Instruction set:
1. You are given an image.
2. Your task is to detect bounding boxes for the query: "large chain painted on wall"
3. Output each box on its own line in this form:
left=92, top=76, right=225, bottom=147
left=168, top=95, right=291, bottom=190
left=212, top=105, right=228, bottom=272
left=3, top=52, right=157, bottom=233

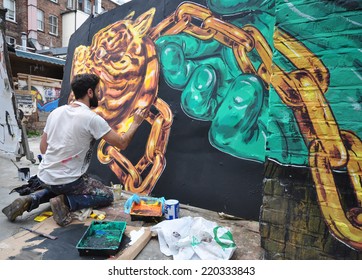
left=70, top=2, right=361, bottom=250
left=151, top=2, right=361, bottom=250
left=71, top=9, right=172, bottom=194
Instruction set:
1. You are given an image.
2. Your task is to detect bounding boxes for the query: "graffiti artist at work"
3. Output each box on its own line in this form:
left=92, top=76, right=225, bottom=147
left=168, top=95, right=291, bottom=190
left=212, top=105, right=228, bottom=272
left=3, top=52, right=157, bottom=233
left=2, top=73, right=147, bottom=226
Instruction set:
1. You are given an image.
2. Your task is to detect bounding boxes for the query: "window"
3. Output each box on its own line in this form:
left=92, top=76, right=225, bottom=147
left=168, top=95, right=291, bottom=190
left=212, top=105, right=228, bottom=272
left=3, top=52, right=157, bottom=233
left=49, top=15, right=58, bottom=36
left=78, top=0, right=83, bottom=11
left=37, top=10, right=44, bottom=31
left=67, top=0, right=73, bottom=9
left=84, top=0, right=91, bottom=14
left=94, top=0, right=102, bottom=14
left=4, top=0, right=16, bottom=22
left=5, top=36, right=16, bottom=46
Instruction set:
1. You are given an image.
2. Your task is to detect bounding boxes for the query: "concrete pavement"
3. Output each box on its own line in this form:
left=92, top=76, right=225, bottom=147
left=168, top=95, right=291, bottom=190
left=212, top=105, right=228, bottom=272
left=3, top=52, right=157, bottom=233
left=0, top=136, right=264, bottom=260
left=0, top=137, right=49, bottom=243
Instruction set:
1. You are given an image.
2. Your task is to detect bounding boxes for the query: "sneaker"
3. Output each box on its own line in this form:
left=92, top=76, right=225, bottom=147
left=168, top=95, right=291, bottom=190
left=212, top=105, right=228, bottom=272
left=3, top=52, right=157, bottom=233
left=50, top=195, right=72, bottom=227
left=2, top=196, right=32, bottom=222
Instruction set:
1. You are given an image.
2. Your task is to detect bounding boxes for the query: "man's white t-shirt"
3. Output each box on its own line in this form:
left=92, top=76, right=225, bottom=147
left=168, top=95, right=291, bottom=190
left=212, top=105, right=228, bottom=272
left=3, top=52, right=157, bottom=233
left=37, top=101, right=111, bottom=185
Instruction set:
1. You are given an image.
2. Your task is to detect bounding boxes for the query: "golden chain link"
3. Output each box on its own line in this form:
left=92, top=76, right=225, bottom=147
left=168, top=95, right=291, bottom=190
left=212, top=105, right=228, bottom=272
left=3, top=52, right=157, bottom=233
left=97, top=97, right=172, bottom=194
left=150, top=2, right=362, bottom=250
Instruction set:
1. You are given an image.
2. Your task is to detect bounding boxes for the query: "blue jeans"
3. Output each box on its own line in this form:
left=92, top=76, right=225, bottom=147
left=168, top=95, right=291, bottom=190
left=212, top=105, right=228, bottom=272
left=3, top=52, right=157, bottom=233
left=28, top=174, right=114, bottom=212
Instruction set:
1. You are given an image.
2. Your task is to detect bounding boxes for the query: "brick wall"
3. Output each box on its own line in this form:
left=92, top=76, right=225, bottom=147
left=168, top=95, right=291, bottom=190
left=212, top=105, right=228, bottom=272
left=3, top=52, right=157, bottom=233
left=36, top=0, right=67, bottom=48
left=260, top=161, right=362, bottom=259
left=4, top=0, right=27, bottom=41
left=101, top=0, right=118, bottom=12
left=25, top=111, right=49, bottom=133
left=1, top=0, right=118, bottom=47
left=259, top=0, right=362, bottom=259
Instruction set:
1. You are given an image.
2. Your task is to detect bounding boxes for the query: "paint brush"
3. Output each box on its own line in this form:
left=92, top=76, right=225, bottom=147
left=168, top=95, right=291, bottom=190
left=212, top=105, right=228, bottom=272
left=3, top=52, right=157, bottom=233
left=10, top=159, right=20, bottom=171
left=20, top=226, right=58, bottom=240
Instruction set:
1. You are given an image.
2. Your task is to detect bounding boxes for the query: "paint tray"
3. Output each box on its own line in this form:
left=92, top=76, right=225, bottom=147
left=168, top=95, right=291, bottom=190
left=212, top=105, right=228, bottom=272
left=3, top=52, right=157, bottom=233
left=76, top=220, right=126, bottom=256
left=130, top=197, right=163, bottom=221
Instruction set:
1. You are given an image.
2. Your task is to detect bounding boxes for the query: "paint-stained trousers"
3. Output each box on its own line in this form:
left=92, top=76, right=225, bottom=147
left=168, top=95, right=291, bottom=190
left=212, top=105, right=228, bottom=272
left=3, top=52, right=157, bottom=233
left=28, top=174, right=114, bottom=212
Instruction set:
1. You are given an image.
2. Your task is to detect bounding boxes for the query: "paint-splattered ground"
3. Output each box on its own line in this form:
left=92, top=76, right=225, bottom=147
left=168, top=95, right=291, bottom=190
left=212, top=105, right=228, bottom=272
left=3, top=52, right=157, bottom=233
left=0, top=195, right=263, bottom=260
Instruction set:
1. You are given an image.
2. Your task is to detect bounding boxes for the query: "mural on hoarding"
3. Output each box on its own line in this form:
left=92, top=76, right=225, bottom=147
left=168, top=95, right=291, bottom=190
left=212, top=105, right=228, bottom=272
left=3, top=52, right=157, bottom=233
left=0, top=29, right=22, bottom=155
left=19, top=83, right=61, bottom=114
left=61, top=0, right=362, bottom=250
left=17, top=79, right=61, bottom=114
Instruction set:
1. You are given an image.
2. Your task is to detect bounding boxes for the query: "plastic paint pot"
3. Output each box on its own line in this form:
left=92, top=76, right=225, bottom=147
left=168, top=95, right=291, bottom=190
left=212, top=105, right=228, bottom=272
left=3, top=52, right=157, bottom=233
left=164, top=199, right=180, bottom=220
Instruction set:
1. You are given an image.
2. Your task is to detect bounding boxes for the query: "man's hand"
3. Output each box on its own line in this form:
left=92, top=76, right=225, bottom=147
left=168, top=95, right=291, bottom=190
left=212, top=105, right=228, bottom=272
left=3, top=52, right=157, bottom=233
left=103, top=108, right=149, bottom=150
left=133, top=108, right=149, bottom=125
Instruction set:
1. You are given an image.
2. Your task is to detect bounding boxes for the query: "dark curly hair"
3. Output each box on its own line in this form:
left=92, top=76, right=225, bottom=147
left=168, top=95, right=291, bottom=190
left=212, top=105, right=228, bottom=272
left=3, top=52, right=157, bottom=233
left=71, top=73, right=100, bottom=99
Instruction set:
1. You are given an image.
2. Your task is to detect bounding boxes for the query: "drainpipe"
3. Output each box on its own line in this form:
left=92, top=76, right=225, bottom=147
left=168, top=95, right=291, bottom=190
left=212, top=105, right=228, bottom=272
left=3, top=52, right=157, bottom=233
left=28, top=0, right=42, bottom=50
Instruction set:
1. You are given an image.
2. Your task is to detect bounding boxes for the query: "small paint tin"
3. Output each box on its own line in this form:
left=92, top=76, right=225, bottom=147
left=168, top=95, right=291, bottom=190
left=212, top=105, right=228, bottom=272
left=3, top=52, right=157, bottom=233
left=18, top=167, right=30, bottom=181
left=164, top=199, right=180, bottom=220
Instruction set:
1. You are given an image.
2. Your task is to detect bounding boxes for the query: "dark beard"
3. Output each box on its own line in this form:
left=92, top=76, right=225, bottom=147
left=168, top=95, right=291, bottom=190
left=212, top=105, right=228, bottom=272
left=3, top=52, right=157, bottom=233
left=90, top=93, right=98, bottom=108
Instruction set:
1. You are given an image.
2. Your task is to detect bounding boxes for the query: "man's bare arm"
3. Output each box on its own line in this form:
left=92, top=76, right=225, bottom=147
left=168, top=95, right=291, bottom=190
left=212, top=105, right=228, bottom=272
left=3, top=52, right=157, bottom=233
left=40, top=132, right=48, bottom=154
left=102, top=108, right=147, bottom=150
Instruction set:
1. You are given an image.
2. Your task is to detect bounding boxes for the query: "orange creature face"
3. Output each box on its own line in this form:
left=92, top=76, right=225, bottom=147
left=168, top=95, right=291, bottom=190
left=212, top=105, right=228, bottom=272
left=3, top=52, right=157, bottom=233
left=71, top=8, right=159, bottom=130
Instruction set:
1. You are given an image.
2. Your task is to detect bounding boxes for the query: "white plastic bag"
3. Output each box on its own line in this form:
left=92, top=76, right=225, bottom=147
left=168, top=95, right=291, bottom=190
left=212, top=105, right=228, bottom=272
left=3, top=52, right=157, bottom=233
left=151, top=216, right=236, bottom=260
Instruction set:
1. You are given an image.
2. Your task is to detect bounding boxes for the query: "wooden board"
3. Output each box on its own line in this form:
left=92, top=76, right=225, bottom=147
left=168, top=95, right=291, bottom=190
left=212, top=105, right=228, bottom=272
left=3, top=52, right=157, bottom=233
left=112, top=226, right=152, bottom=260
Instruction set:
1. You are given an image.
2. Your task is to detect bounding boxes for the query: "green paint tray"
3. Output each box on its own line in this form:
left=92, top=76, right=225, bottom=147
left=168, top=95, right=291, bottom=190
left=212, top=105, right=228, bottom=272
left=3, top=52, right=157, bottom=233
left=76, top=220, right=126, bottom=256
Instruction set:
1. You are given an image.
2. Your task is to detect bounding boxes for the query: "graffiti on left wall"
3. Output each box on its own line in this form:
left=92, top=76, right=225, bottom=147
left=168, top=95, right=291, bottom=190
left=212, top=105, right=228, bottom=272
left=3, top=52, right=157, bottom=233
left=0, top=30, right=22, bottom=155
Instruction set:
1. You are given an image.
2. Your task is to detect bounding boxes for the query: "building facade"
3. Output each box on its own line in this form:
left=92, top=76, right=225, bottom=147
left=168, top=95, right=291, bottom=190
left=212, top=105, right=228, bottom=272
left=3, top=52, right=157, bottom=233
left=0, top=0, right=119, bottom=51
left=0, top=0, right=121, bottom=134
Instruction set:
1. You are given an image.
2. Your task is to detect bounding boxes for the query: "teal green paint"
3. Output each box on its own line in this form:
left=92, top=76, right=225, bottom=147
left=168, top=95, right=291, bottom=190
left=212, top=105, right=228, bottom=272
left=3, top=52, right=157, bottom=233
left=181, top=64, right=218, bottom=120
left=156, top=0, right=362, bottom=166
left=206, top=0, right=275, bottom=15
left=209, top=74, right=268, bottom=161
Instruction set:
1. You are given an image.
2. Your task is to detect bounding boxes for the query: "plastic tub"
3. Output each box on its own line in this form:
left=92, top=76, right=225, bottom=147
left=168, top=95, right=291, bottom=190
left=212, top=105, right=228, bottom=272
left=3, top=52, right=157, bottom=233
left=76, top=220, right=126, bottom=256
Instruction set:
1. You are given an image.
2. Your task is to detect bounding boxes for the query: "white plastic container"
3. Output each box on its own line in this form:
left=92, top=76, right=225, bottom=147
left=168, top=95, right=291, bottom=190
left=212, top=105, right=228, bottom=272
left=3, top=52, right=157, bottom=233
left=112, top=184, right=123, bottom=201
